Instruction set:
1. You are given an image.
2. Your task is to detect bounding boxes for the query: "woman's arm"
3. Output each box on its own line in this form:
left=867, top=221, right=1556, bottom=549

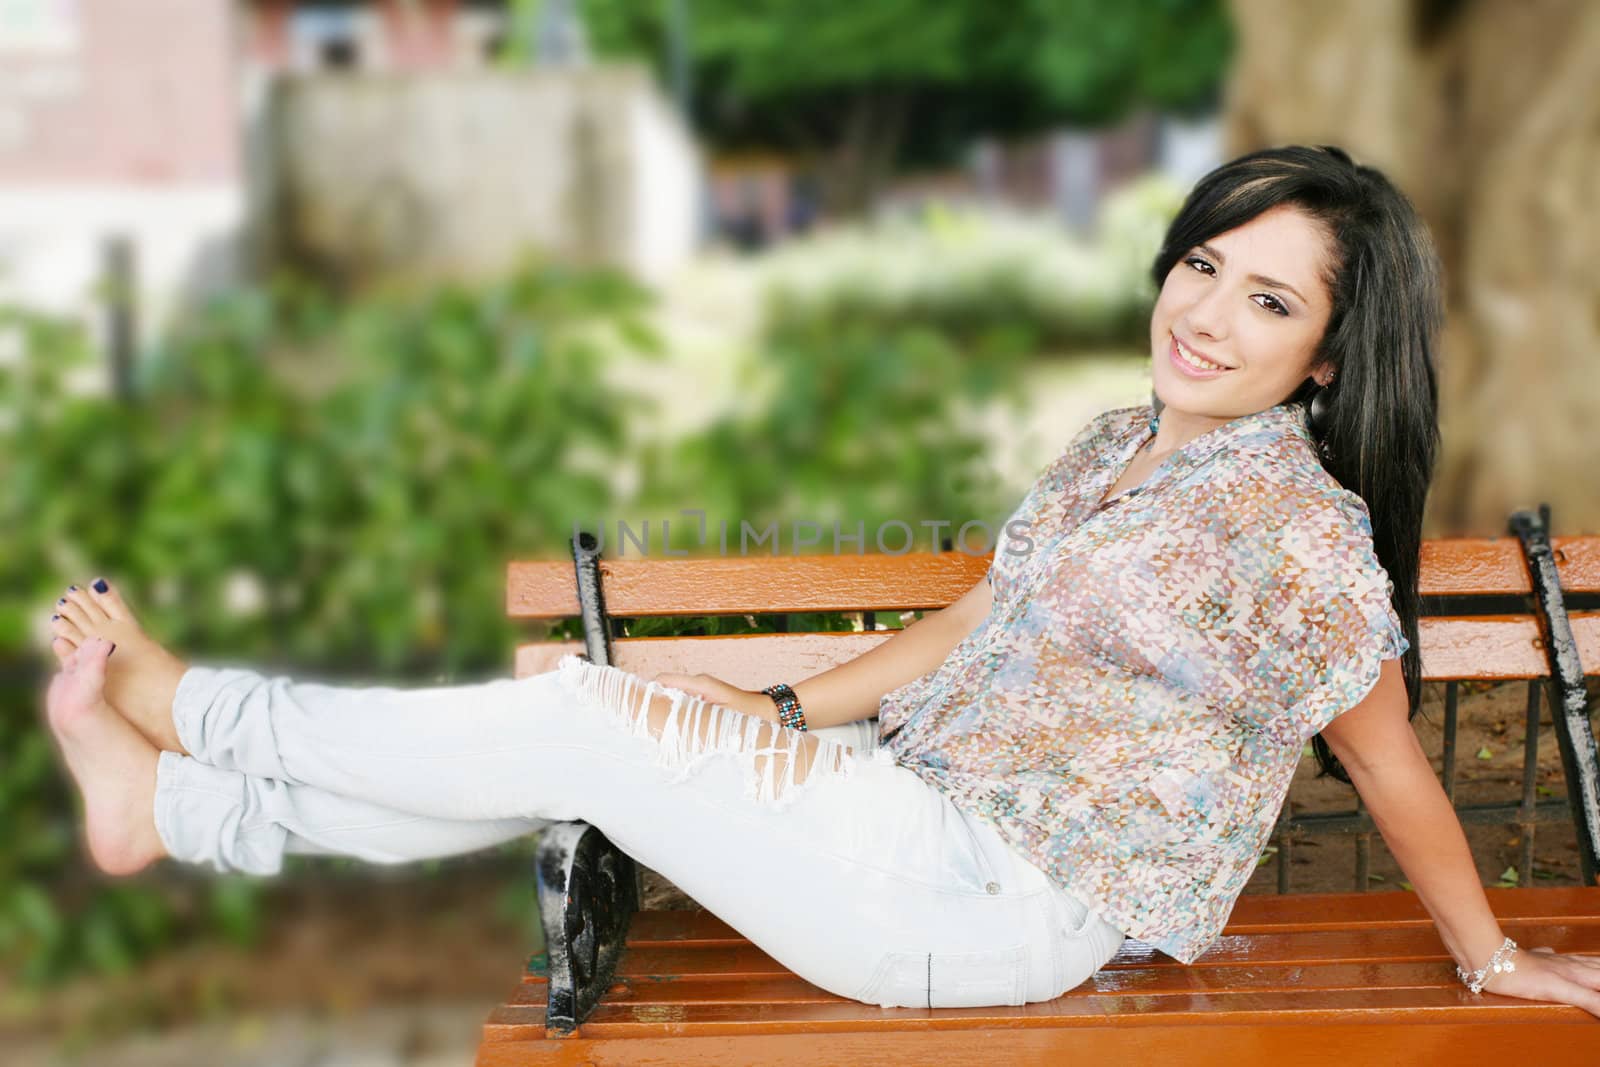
left=652, top=573, right=994, bottom=730
left=784, top=573, right=993, bottom=729
left=1321, top=659, right=1600, bottom=1016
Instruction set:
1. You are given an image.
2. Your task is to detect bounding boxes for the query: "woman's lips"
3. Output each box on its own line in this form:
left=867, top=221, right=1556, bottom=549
left=1168, top=335, right=1235, bottom=378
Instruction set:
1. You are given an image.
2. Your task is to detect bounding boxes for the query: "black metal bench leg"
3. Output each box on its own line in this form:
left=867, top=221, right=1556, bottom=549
left=1510, top=504, right=1600, bottom=885
left=534, top=821, right=639, bottom=1035
left=529, top=532, right=639, bottom=1034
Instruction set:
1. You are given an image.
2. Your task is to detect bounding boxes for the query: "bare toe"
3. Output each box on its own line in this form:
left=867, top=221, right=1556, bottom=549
left=64, top=585, right=111, bottom=626
left=46, top=601, right=188, bottom=755
left=51, top=613, right=85, bottom=646
left=88, top=577, right=133, bottom=622
left=55, top=596, right=95, bottom=636
left=50, top=636, right=75, bottom=667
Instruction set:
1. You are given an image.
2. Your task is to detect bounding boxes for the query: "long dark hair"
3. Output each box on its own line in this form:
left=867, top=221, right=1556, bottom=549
left=1150, top=145, right=1442, bottom=784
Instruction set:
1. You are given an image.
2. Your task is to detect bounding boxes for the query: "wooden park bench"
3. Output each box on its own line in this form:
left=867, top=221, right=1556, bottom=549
left=477, top=505, right=1600, bottom=1064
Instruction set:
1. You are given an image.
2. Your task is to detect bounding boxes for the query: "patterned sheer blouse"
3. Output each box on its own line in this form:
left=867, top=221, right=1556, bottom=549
left=877, top=400, right=1409, bottom=963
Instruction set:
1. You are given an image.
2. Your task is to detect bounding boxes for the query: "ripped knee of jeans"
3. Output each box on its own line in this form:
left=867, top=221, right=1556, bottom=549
left=552, top=655, right=861, bottom=812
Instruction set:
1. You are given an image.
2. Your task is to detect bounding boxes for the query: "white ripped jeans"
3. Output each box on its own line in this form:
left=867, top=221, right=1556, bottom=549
left=152, top=655, right=1126, bottom=1008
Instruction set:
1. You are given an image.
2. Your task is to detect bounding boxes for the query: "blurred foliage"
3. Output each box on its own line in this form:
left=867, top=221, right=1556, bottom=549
left=586, top=0, right=1233, bottom=207
left=758, top=176, right=1187, bottom=351
left=0, top=241, right=1033, bottom=988
left=0, top=260, right=661, bottom=987
left=0, top=673, right=177, bottom=986
left=2, top=261, right=657, bottom=677
left=640, top=318, right=1028, bottom=547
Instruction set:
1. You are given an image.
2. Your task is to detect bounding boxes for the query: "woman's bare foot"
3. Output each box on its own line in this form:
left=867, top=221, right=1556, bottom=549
left=45, top=637, right=168, bottom=876
left=49, top=578, right=189, bottom=754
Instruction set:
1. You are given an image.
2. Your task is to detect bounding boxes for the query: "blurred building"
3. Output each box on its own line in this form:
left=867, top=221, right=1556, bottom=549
left=0, top=0, right=243, bottom=368
left=709, top=110, right=1220, bottom=250
left=878, top=111, right=1221, bottom=235
left=0, top=0, right=699, bottom=366
left=241, top=0, right=512, bottom=73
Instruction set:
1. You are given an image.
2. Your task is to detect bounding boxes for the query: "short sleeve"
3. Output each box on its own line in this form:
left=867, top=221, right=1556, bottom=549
left=1213, top=489, right=1410, bottom=747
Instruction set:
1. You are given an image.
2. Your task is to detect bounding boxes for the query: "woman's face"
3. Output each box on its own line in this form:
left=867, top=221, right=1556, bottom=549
left=1149, top=203, right=1337, bottom=421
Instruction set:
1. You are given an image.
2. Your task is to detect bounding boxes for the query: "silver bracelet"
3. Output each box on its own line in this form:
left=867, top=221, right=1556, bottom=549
left=1455, top=936, right=1518, bottom=994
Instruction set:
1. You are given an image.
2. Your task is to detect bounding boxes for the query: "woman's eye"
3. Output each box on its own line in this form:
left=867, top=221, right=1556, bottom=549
left=1185, top=256, right=1288, bottom=316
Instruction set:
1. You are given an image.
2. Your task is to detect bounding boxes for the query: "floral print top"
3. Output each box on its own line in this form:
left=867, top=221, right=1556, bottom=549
left=877, top=400, right=1409, bottom=964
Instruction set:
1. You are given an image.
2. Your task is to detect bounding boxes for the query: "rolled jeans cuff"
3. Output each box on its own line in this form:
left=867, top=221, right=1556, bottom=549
left=154, top=749, right=287, bottom=875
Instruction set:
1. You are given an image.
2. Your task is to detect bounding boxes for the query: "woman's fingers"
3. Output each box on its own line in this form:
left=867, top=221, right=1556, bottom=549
left=651, top=672, right=699, bottom=693
left=1566, top=978, right=1600, bottom=1018
left=644, top=672, right=773, bottom=721
left=650, top=673, right=717, bottom=702
left=1495, top=951, right=1600, bottom=1017
left=1529, top=946, right=1600, bottom=975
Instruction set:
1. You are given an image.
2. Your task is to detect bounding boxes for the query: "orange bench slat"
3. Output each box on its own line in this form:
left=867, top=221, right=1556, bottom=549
left=515, top=613, right=1600, bottom=684
left=565, top=886, right=1600, bottom=944
left=506, top=536, right=1600, bottom=619
left=476, top=1024, right=1600, bottom=1067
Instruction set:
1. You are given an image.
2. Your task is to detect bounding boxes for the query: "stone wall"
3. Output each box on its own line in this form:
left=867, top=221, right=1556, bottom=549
left=261, top=66, right=700, bottom=287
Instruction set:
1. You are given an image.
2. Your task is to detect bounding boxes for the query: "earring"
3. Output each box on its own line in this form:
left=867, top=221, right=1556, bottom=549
left=1148, top=390, right=1161, bottom=436
left=1308, top=378, right=1334, bottom=456
left=1309, top=386, right=1331, bottom=430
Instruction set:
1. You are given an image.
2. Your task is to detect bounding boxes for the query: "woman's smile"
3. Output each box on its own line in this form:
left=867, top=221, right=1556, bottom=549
left=1169, top=334, right=1236, bottom=378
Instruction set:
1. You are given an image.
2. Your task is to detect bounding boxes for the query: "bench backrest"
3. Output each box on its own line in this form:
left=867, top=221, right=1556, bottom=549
left=509, top=536, right=1600, bottom=683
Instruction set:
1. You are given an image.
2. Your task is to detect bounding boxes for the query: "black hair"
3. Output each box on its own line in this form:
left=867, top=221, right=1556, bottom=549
left=1150, top=144, right=1442, bottom=785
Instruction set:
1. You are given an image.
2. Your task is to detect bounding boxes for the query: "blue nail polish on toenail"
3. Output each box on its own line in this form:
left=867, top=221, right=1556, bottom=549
left=107, top=643, right=116, bottom=657
left=93, top=579, right=108, bottom=594
left=68, top=585, right=77, bottom=591
left=57, top=598, right=65, bottom=604
left=51, top=614, right=59, bottom=621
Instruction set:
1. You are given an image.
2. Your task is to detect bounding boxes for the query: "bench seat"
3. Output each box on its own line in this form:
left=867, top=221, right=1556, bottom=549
left=478, top=887, right=1600, bottom=1064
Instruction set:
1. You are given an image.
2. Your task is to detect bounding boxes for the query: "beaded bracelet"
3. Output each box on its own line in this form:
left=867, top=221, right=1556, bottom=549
left=761, top=682, right=808, bottom=731
left=1456, top=936, right=1518, bottom=994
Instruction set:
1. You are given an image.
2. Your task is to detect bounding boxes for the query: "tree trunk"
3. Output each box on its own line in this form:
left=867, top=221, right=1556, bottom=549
left=1223, top=0, right=1600, bottom=535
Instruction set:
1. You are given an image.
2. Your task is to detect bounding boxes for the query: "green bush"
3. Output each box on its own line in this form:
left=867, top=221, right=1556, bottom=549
left=0, top=261, right=662, bottom=986
left=638, top=316, right=1029, bottom=550
left=1, top=262, right=660, bottom=677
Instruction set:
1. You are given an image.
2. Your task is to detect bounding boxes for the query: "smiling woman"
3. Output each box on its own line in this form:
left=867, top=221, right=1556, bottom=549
left=1151, top=204, right=1337, bottom=420
left=37, top=146, right=1600, bottom=1023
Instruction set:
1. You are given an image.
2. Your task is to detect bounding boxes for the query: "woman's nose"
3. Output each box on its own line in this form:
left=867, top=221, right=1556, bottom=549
left=1180, top=287, right=1230, bottom=342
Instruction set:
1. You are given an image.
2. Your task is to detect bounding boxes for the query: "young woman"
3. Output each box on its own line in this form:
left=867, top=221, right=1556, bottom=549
left=43, top=146, right=1600, bottom=1015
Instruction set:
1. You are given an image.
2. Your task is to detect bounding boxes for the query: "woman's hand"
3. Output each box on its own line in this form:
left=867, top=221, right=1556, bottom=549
left=1478, top=945, right=1600, bottom=1017
left=647, top=672, right=774, bottom=722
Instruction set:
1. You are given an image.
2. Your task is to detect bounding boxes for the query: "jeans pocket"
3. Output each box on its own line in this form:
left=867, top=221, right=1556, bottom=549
left=1049, top=889, right=1125, bottom=997
left=854, top=944, right=1028, bottom=1009
left=950, top=808, right=1005, bottom=896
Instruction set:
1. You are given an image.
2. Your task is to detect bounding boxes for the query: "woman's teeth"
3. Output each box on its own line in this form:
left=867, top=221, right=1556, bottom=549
left=1176, top=339, right=1229, bottom=372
